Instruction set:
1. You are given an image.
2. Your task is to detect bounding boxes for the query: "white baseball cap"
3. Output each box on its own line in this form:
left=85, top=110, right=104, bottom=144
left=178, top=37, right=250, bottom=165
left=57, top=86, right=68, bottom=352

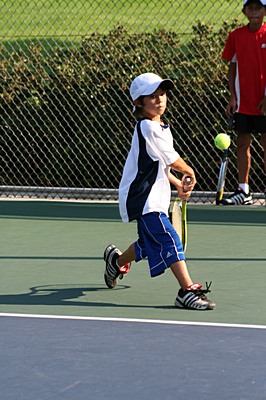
left=130, top=73, right=174, bottom=101
left=243, top=0, right=266, bottom=5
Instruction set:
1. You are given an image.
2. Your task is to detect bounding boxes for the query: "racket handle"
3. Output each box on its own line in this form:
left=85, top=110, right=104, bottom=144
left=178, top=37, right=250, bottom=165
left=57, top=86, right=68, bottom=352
left=183, top=176, right=194, bottom=193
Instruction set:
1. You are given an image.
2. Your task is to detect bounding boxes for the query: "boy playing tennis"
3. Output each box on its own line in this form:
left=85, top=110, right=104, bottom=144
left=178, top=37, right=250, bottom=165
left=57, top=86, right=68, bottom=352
left=103, top=72, right=215, bottom=310
left=221, top=0, right=266, bottom=205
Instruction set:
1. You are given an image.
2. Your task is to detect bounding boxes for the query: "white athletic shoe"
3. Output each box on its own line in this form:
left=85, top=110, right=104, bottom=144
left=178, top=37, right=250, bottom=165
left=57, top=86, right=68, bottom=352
left=221, top=188, right=253, bottom=205
left=175, top=282, right=216, bottom=310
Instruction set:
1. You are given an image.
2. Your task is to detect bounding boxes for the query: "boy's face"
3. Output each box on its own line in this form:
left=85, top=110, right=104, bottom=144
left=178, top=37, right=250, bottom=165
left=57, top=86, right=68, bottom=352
left=135, top=88, right=167, bottom=121
left=243, top=2, right=266, bottom=27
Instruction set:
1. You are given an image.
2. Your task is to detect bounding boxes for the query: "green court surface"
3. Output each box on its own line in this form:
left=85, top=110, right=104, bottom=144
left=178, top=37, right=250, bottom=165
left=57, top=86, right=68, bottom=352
left=0, top=200, right=265, bottom=325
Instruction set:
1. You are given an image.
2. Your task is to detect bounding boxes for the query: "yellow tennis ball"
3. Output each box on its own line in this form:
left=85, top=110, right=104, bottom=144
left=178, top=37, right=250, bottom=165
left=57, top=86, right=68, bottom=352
left=214, top=133, right=231, bottom=150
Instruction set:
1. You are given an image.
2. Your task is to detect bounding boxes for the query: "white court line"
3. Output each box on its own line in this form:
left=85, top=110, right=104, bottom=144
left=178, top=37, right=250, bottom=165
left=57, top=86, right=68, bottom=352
left=0, top=312, right=266, bottom=330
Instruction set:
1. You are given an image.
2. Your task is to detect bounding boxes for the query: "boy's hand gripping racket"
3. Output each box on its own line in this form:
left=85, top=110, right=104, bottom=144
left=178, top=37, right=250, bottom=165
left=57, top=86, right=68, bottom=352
left=215, top=116, right=233, bottom=205
left=169, top=176, right=194, bottom=253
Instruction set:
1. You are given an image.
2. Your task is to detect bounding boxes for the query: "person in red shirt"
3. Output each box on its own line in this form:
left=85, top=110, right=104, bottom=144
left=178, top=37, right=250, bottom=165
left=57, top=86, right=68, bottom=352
left=221, top=0, right=266, bottom=205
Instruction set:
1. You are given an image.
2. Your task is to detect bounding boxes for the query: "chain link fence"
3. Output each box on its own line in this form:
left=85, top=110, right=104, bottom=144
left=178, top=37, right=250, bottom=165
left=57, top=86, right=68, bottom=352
left=0, top=1, right=265, bottom=204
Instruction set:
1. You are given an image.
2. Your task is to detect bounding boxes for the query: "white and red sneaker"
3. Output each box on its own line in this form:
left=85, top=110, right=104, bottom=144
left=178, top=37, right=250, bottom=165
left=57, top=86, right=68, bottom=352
left=175, top=282, right=216, bottom=310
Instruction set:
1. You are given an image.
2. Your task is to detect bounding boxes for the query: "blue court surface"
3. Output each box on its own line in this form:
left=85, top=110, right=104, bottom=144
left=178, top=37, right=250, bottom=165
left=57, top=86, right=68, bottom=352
left=0, top=200, right=266, bottom=399
left=1, top=314, right=266, bottom=400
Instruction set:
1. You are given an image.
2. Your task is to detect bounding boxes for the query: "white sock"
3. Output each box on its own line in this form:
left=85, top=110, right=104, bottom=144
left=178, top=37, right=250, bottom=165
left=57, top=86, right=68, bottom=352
left=239, top=183, right=249, bottom=194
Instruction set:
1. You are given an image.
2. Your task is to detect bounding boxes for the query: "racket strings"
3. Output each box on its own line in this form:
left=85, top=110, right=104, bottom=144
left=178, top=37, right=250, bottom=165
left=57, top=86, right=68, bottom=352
left=169, top=200, right=182, bottom=239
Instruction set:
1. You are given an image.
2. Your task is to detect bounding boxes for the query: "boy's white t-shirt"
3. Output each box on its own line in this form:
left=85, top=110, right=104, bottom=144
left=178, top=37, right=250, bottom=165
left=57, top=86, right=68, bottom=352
left=119, top=119, right=179, bottom=222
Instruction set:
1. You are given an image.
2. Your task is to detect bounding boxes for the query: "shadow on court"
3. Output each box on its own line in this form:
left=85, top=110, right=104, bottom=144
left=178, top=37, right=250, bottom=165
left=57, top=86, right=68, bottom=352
left=0, top=284, right=128, bottom=307
left=0, top=284, right=183, bottom=310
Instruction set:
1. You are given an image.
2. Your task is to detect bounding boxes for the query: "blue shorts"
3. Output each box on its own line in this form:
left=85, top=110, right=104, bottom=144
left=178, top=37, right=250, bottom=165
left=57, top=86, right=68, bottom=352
left=134, top=212, right=185, bottom=278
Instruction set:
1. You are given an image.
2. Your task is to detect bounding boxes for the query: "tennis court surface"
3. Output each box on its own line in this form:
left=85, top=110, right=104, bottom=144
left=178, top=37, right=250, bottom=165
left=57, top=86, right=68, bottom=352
left=0, top=200, right=266, bottom=399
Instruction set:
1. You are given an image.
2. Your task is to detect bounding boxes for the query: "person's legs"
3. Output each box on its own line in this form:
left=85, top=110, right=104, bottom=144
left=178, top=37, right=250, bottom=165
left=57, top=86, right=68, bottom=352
left=117, top=238, right=195, bottom=291
left=221, top=113, right=253, bottom=205
left=107, top=213, right=215, bottom=310
left=117, top=243, right=136, bottom=267
left=113, top=241, right=191, bottom=288
left=169, top=260, right=193, bottom=290
left=103, top=217, right=147, bottom=289
left=236, top=132, right=252, bottom=185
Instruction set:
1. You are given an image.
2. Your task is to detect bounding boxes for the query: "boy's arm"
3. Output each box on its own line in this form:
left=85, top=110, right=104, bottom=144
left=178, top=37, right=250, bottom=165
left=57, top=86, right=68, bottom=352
left=170, top=157, right=195, bottom=180
left=168, top=172, right=190, bottom=201
left=169, top=157, right=196, bottom=200
left=226, top=62, right=237, bottom=117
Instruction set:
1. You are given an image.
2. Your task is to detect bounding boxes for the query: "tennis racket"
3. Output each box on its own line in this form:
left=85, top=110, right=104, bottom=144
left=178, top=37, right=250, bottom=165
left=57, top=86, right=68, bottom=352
left=215, top=116, right=233, bottom=205
left=169, top=176, right=194, bottom=252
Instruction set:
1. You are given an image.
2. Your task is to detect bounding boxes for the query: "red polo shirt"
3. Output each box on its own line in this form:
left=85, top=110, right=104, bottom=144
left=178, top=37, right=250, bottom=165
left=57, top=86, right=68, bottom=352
left=222, top=23, right=266, bottom=115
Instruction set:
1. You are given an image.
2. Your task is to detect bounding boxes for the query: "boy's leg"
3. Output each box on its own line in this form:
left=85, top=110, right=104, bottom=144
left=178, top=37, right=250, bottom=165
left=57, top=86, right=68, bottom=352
left=117, top=243, right=136, bottom=268
left=170, top=260, right=193, bottom=290
left=137, top=212, right=215, bottom=310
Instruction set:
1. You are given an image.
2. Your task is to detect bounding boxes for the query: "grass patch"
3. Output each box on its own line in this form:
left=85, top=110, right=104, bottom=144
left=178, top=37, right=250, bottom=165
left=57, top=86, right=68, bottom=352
left=1, top=0, right=245, bottom=39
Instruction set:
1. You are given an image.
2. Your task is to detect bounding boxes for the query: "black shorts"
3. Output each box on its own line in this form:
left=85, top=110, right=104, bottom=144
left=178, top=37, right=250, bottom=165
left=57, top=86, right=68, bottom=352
left=234, top=113, right=266, bottom=134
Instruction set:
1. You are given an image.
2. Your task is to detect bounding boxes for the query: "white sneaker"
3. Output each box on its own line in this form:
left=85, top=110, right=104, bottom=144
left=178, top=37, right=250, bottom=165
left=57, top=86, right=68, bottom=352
left=175, top=282, right=216, bottom=310
left=221, top=187, right=253, bottom=205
